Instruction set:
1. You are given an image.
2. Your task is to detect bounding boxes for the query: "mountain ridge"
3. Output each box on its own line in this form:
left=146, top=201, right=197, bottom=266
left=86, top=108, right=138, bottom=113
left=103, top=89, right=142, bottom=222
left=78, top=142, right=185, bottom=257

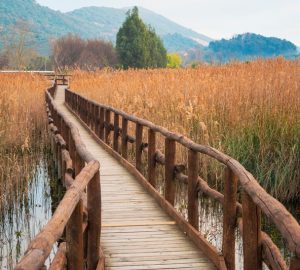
left=0, top=0, right=298, bottom=62
left=0, top=0, right=212, bottom=54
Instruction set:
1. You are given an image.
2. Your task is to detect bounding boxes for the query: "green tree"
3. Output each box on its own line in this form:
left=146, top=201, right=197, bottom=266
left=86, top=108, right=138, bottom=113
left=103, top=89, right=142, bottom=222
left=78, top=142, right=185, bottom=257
left=167, top=53, right=182, bottom=68
left=116, top=7, right=167, bottom=68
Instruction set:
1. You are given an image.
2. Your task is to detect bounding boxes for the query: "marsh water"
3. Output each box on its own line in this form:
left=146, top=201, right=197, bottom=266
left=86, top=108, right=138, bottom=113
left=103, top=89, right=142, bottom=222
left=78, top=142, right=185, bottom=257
left=0, top=159, right=60, bottom=269
left=0, top=159, right=299, bottom=269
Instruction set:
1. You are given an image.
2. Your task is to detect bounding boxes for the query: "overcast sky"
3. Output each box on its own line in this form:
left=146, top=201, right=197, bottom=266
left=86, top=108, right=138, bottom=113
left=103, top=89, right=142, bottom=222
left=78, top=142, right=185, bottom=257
left=36, top=0, right=300, bottom=45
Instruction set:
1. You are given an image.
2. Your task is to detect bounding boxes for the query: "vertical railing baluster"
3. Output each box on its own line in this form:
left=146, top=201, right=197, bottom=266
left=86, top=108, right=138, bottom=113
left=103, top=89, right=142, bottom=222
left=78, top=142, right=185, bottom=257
left=148, top=129, right=156, bottom=187
left=57, top=143, right=62, bottom=183
left=95, top=106, right=100, bottom=135
left=242, top=191, right=262, bottom=270
left=93, top=104, right=97, bottom=132
left=66, top=152, right=84, bottom=270
left=113, top=113, right=119, bottom=152
left=88, top=102, right=92, bottom=127
left=188, top=149, right=199, bottom=230
left=223, top=167, right=238, bottom=270
left=165, top=138, right=176, bottom=205
left=87, top=170, right=101, bottom=270
left=105, top=109, right=111, bottom=144
left=135, top=123, right=143, bottom=171
left=99, top=107, right=104, bottom=140
left=121, top=117, right=128, bottom=158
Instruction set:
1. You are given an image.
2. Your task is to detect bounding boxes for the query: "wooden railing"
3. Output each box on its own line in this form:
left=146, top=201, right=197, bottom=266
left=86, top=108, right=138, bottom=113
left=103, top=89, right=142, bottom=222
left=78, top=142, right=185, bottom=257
left=65, top=88, right=300, bottom=270
left=14, top=86, right=104, bottom=270
left=54, top=74, right=71, bottom=86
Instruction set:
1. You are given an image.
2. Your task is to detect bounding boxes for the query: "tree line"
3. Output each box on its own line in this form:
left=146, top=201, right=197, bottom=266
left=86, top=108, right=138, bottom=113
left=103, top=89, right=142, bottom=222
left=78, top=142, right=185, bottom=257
left=0, top=7, right=182, bottom=70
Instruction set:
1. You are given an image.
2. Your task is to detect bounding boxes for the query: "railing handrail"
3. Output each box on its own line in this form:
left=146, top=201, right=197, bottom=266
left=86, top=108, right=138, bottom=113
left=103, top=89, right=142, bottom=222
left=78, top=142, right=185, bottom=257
left=47, top=91, right=94, bottom=163
left=65, top=88, right=300, bottom=255
left=15, top=86, right=102, bottom=270
left=14, top=161, right=99, bottom=270
left=65, top=88, right=300, bottom=267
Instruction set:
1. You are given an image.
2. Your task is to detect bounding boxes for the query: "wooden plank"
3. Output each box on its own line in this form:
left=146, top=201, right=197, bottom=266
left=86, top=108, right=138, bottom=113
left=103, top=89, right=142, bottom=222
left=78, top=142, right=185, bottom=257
left=52, top=87, right=215, bottom=270
left=102, top=221, right=176, bottom=227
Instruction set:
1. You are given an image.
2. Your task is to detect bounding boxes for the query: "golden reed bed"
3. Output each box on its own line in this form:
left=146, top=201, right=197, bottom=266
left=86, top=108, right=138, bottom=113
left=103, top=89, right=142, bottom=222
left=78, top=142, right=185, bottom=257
left=70, top=58, right=300, bottom=201
left=0, top=73, right=48, bottom=212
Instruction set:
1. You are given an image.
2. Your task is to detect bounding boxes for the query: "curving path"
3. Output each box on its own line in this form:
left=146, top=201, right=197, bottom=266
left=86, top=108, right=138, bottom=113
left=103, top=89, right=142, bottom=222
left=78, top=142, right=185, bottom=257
left=54, top=86, right=215, bottom=270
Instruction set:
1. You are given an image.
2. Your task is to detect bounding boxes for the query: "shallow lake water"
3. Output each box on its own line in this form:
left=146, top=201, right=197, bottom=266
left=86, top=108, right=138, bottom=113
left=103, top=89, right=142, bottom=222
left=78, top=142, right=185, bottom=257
left=174, top=182, right=299, bottom=270
left=0, top=158, right=298, bottom=269
left=0, top=160, right=57, bottom=269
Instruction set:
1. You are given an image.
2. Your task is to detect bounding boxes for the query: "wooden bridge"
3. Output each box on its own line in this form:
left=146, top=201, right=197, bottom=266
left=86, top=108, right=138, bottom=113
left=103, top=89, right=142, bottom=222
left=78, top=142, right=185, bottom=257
left=15, top=79, right=300, bottom=270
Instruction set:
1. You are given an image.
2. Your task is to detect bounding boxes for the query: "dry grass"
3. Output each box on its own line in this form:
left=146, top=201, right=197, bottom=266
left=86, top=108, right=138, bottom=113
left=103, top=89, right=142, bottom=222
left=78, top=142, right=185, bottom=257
left=0, top=73, right=49, bottom=213
left=70, top=58, right=300, bottom=201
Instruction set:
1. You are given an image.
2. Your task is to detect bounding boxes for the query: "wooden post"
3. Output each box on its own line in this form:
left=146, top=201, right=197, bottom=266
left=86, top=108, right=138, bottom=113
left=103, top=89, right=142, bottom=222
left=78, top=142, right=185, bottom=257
left=105, top=109, right=111, bottom=144
left=95, top=106, right=100, bottom=135
left=135, top=123, right=143, bottom=172
left=188, top=149, right=199, bottom=230
left=54, top=139, right=58, bottom=171
left=62, top=159, right=66, bottom=187
left=242, top=191, right=262, bottom=270
left=60, top=117, right=64, bottom=139
left=92, top=104, right=98, bottom=132
left=88, top=102, right=92, bottom=128
left=165, top=138, right=176, bottom=205
left=57, top=143, right=62, bottom=182
left=113, top=113, right=119, bottom=152
left=86, top=100, right=89, bottom=125
left=68, top=130, right=75, bottom=162
left=223, top=167, right=238, bottom=270
left=121, top=117, right=128, bottom=158
left=66, top=152, right=84, bottom=270
left=87, top=170, right=101, bottom=270
left=79, top=97, right=82, bottom=119
left=99, top=107, right=104, bottom=140
left=90, top=103, right=94, bottom=130
left=148, top=129, right=156, bottom=187
left=290, top=256, right=300, bottom=270
left=67, top=200, right=84, bottom=270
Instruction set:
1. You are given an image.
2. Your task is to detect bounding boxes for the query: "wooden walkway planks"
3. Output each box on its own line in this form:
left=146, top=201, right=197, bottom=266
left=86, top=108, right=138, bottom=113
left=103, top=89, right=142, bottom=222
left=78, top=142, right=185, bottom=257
left=54, top=86, right=215, bottom=270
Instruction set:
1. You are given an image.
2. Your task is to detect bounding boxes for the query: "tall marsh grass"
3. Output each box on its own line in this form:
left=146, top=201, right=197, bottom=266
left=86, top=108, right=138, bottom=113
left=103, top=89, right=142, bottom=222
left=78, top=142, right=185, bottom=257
left=0, top=73, right=48, bottom=214
left=70, top=58, right=300, bottom=201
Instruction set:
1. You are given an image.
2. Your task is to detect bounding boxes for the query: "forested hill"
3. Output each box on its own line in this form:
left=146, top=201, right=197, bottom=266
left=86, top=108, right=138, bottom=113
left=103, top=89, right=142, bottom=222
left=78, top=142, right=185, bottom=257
left=0, top=0, right=212, bottom=54
left=208, top=33, right=298, bottom=61
left=0, top=0, right=298, bottom=62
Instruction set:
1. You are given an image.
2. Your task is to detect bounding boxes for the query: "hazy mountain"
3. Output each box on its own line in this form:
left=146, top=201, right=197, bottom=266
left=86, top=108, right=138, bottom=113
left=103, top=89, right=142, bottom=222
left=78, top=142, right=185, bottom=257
left=207, top=33, right=298, bottom=62
left=0, top=0, right=298, bottom=63
left=0, top=0, right=212, bottom=54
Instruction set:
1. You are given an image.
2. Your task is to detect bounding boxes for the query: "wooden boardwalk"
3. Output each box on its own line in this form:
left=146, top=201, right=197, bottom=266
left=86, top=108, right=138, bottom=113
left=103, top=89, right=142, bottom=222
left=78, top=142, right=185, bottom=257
left=54, top=86, right=215, bottom=269
left=14, top=81, right=300, bottom=270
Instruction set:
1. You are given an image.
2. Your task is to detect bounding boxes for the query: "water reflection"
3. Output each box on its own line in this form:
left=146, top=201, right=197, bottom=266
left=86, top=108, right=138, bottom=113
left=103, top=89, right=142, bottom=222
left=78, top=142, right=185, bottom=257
left=174, top=182, right=299, bottom=270
left=0, top=160, right=56, bottom=269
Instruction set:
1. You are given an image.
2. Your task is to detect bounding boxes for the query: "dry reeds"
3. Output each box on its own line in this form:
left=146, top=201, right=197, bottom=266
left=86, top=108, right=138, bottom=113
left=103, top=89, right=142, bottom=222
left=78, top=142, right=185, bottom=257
left=70, top=58, right=300, bottom=201
left=0, top=73, right=48, bottom=213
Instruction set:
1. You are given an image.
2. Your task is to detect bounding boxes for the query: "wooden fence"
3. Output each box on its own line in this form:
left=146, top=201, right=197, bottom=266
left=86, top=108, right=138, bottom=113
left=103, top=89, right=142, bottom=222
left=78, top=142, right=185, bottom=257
left=14, top=86, right=104, bottom=270
left=63, top=88, right=300, bottom=270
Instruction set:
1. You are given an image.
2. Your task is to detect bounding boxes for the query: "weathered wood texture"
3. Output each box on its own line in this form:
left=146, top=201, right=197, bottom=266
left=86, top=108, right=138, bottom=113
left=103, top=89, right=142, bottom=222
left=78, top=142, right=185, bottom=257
left=57, top=86, right=216, bottom=269
left=15, top=86, right=102, bottom=270
left=15, top=82, right=300, bottom=270
left=65, top=87, right=300, bottom=270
